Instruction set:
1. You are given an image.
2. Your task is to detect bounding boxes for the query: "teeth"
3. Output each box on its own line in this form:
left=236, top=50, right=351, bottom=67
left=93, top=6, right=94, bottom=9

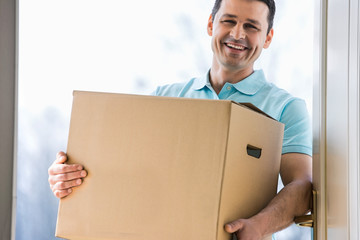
left=226, top=43, right=245, bottom=50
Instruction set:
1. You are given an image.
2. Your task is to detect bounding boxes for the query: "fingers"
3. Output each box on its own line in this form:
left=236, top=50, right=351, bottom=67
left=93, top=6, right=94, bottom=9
left=49, top=171, right=87, bottom=199
left=48, top=169, right=87, bottom=185
left=55, top=151, right=68, bottom=164
left=54, top=189, right=73, bottom=199
left=51, top=178, right=83, bottom=191
left=225, top=220, right=245, bottom=233
left=48, top=151, right=87, bottom=199
left=48, top=162, right=83, bottom=175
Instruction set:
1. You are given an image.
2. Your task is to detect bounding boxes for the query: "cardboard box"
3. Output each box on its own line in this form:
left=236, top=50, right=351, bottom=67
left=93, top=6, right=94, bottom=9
left=56, top=91, right=284, bottom=240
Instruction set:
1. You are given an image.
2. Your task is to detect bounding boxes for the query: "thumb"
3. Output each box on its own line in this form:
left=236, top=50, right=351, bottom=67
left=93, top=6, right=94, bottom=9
left=55, top=151, right=68, bottom=164
left=225, top=219, right=245, bottom=233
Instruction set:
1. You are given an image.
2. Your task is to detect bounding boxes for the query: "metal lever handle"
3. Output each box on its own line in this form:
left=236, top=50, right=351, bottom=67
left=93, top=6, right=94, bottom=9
left=294, top=190, right=317, bottom=239
left=294, top=214, right=314, bottom=227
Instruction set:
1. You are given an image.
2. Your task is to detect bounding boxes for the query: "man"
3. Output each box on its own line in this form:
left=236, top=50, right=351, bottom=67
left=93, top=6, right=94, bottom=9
left=48, top=0, right=312, bottom=239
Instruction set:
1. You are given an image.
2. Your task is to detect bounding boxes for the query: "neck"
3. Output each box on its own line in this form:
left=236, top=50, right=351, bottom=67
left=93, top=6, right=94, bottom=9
left=209, top=63, right=254, bottom=95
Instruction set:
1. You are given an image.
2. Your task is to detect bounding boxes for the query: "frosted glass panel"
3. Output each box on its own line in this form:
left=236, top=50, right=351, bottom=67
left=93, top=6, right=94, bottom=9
left=17, top=0, right=313, bottom=239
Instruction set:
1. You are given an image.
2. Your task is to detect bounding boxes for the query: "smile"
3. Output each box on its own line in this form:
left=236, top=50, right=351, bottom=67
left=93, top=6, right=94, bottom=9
left=225, top=43, right=247, bottom=50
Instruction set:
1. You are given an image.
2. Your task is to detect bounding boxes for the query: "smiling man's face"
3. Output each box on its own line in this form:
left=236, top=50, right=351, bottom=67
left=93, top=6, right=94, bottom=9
left=207, top=0, right=274, bottom=75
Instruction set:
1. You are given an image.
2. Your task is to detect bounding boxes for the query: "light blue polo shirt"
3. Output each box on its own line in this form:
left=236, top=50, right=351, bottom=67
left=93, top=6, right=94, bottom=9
left=153, top=69, right=312, bottom=156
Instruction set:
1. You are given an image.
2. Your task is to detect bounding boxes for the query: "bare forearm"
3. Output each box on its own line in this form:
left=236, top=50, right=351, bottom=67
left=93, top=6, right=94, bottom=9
left=250, top=178, right=312, bottom=235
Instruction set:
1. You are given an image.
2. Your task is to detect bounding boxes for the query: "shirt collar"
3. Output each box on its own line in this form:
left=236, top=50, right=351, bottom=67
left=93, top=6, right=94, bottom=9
left=192, top=69, right=211, bottom=90
left=232, top=69, right=266, bottom=95
left=192, top=69, right=266, bottom=95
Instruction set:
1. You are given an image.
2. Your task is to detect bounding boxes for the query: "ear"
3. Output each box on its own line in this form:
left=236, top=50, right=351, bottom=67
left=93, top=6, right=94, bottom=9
left=207, top=15, right=213, bottom=36
left=263, top=28, right=274, bottom=49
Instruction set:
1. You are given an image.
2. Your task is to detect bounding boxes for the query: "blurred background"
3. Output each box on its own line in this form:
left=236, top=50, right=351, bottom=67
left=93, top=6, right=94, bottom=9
left=16, top=0, right=313, bottom=239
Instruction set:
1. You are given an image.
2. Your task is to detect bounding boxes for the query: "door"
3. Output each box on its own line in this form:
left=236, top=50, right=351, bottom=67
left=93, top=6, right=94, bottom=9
left=312, top=0, right=360, bottom=239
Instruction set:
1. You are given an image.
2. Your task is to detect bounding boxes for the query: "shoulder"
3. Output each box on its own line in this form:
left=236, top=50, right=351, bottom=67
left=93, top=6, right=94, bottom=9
left=152, top=76, right=202, bottom=97
left=255, top=80, right=312, bottom=155
left=263, top=81, right=295, bottom=105
left=256, top=80, right=303, bottom=120
left=242, top=70, right=300, bottom=119
left=153, top=82, right=189, bottom=96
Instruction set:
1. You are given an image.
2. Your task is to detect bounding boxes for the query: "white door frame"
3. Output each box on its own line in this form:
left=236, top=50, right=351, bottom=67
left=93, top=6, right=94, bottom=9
left=313, top=0, right=360, bottom=239
left=348, top=0, right=360, bottom=238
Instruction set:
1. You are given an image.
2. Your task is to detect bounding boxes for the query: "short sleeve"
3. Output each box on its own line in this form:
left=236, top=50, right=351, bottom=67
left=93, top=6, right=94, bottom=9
left=150, top=88, right=158, bottom=96
left=279, top=99, right=312, bottom=156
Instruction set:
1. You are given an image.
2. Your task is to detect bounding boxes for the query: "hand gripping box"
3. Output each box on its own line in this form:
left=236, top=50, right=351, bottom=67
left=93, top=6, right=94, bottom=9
left=56, top=91, right=284, bottom=240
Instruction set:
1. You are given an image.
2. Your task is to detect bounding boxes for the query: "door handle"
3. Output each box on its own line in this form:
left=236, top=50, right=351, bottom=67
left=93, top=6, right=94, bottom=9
left=294, top=214, right=314, bottom=227
left=294, top=190, right=317, bottom=239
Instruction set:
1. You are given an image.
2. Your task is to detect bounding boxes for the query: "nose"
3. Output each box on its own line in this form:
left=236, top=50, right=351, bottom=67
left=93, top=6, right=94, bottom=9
left=230, top=24, right=246, bottom=40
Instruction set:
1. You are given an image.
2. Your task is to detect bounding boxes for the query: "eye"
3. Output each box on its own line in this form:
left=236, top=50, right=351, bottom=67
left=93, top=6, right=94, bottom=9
left=244, top=23, right=259, bottom=30
left=221, top=19, right=236, bottom=25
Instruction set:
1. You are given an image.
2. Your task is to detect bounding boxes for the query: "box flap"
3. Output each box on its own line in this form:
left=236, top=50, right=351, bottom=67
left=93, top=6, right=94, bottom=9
left=232, top=102, right=274, bottom=120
